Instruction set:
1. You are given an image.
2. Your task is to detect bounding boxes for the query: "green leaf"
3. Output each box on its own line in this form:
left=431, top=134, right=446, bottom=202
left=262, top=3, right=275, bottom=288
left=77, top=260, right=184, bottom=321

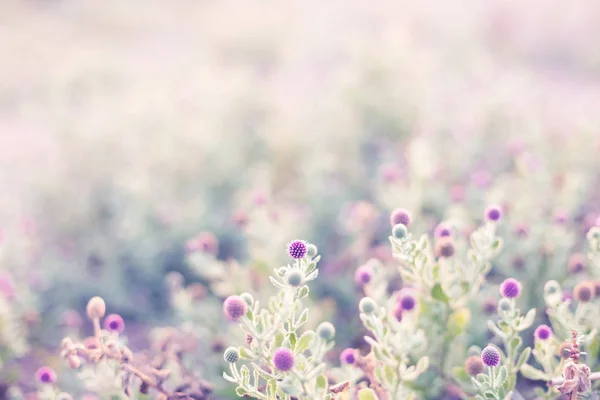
left=297, top=286, right=310, bottom=299
left=518, top=309, right=536, bottom=331
left=295, top=331, right=315, bottom=354
left=496, top=366, right=507, bottom=387
left=431, top=283, right=450, bottom=303
left=383, top=365, right=396, bottom=386
left=240, top=365, right=250, bottom=385
left=235, top=387, right=249, bottom=397
left=316, top=374, right=328, bottom=390
left=519, top=364, right=548, bottom=381
left=515, top=347, right=531, bottom=370
left=357, top=388, right=379, bottom=400
left=508, top=336, right=522, bottom=358
left=288, top=332, right=297, bottom=349
left=296, top=309, right=309, bottom=328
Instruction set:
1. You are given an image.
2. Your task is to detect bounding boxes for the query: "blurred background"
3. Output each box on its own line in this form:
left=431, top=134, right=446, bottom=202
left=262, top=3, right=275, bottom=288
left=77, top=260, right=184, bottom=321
left=2, top=0, right=600, bottom=397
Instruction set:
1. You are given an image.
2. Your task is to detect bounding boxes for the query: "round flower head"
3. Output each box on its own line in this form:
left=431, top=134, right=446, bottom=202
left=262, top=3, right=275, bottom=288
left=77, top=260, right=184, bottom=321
left=223, top=295, right=248, bottom=321
left=86, top=296, right=106, bottom=319
left=435, top=237, right=455, bottom=258
left=392, top=223, right=408, bottom=239
left=481, top=298, right=497, bottom=315
left=287, top=240, right=308, bottom=259
left=397, top=289, right=416, bottom=311
left=354, top=265, right=373, bottom=286
left=359, top=297, right=377, bottom=314
left=103, top=314, right=125, bottom=333
left=481, top=346, right=501, bottom=367
left=485, top=205, right=502, bottom=222
left=567, top=253, right=585, bottom=274
left=534, top=325, right=552, bottom=341
left=573, top=281, right=593, bottom=303
left=306, top=244, right=318, bottom=258
left=497, top=298, right=513, bottom=314
left=224, top=347, right=240, bottom=363
left=35, top=366, right=57, bottom=384
left=273, top=348, right=295, bottom=371
left=316, top=322, right=336, bottom=341
left=434, top=223, right=451, bottom=238
left=390, top=208, right=412, bottom=227
left=340, top=348, right=356, bottom=365
left=465, top=355, right=484, bottom=376
left=499, top=278, right=521, bottom=299
left=285, top=270, right=304, bottom=287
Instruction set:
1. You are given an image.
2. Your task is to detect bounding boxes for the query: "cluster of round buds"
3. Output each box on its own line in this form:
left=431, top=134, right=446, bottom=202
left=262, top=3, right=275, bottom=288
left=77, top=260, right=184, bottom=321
left=485, top=205, right=502, bottom=222
left=35, top=366, right=57, bottom=385
left=223, top=295, right=248, bottom=321
left=481, top=346, right=501, bottom=367
left=499, top=278, right=522, bottom=299
left=272, top=348, right=295, bottom=372
left=287, top=240, right=308, bottom=259
left=390, top=208, right=412, bottom=228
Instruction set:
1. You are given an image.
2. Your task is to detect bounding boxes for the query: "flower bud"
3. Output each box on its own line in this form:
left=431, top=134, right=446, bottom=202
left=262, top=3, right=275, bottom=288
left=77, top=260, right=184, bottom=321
left=86, top=296, right=106, bottom=319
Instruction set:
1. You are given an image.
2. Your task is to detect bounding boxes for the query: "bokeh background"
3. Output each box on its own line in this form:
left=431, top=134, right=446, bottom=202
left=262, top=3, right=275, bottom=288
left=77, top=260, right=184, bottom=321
left=2, top=0, right=600, bottom=398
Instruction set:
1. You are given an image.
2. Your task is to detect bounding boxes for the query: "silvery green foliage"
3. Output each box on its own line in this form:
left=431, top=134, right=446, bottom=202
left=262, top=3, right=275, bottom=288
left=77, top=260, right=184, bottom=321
left=588, top=227, right=600, bottom=278
left=470, top=363, right=512, bottom=400
left=224, top=244, right=337, bottom=399
left=520, top=332, right=568, bottom=399
left=359, top=298, right=429, bottom=399
left=481, top=299, right=534, bottom=399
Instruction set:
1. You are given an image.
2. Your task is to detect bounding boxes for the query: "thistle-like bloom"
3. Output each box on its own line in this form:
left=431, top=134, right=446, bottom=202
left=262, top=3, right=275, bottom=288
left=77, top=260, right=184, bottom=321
left=354, top=265, right=373, bottom=286
left=390, top=208, right=412, bottom=227
left=392, top=223, right=408, bottom=239
left=316, top=322, right=336, bottom=341
left=397, top=289, right=416, bottom=311
left=35, top=366, right=57, bottom=384
left=224, top=347, right=240, bottom=363
left=574, top=281, right=594, bottom=303
left=273, top=348, right=295, bottom=371
left=359, top=297, right=377, bottom=314
left=223, top=295, right=248, bottom=321
left=534, top=325, right=552, bottom=341
left=465, top=355, right=484, bottom=376
left=103, top=314, right=125, bottom=333
left=434, top=223, right=451, bottom=238
left=287, top=240, right=308, bottom=259
left=568, top=253, right=586, bottom=274
left=340, top=348, right=356, bottom=365
left=435, top=237, right=455, bottom=258
left=481, top=346, right=501, bottom=367
left=499, top=278, right=521, bottom=299
left=485, top=205, right=502, bottom=222
left=86, top=296, right=106, bottom=319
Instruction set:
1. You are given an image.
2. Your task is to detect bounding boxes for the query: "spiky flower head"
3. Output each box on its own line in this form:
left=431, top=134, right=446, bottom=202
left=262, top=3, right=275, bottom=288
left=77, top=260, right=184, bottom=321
left=535, top=325, right=552, bottom=341
left=397, top=289, right=416, bottom=311
left=390, top=208, right=412, bottom=227
left=273, top=348, right=295, bottom=371
left=306, top=244, right=318, bottom=258
left=223, top=295, right=248, bottom=321
left=392, top=223, right=408, bottom=239
left=481, top=346, right=501, bottom=367
left=573, top=281, right=593, bottom=303
left=103, top=314, right=125, bottom=334
left=485, top=205, right=502, bottom=222
left=224, top=347, right=240, bottom=363
left=359, top=297, right=377, bottom=314
left=340, top=348, right=356, bottom=365
left=354, top=265, right=373, bottom=286
left=287, top=240, right=308, bottom=259
left=435, top=237, right=455, bottom=258
left=35, top=366, right=57, bottom=384
left=285, top=270, right=304, bottom=287
left=499, top=278, right=521, bottom=299
left=434, top=223, right=451, bottom=238
left=465, top=355, right=484, bottom=376
left=316, top=322, right=336, bottom=341
left=86, top=296, right=106, bottom=319
left=497, top=298, right=513, bottom=313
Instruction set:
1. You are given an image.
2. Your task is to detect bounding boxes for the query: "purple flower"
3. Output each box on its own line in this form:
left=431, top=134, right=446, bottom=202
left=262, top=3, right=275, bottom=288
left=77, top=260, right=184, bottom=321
left=435, top=237, right=455, bottom=258
left=485, top=205, right=502, bottom=222
left=534, top=325, right=552, bottom=341
left=273, top=348, right=295, bottom=371
left=397, top=289, right=416, bottom=311
left=574, top=282, right=593, bottom=303
left=340, top=348, right=356, bottom=365
left=389, top=208, right=412, bottom=227
left=103, top=314, right=125, bottom=334
left=499, top=278, right=521, bottom=299
left=481, top=346, right=501, bottom=367
left=354, top=265, right=373, bottom=286
left=434, top=224, right=451, bottom=238
left=465, top=355, right=484, bottom=376
left=223, top=295, right=248, bottom=321
left=35, top=366, right=57, bottom=384
left=287, top=240, right=308, bottom=259
left=568, top=253, right=585, bottom=274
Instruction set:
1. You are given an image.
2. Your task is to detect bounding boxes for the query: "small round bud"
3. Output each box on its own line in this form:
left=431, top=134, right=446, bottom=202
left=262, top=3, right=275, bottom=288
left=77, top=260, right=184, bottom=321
left=240, top=292, right=255, bottom=307
left=103, top=314, right=125, bottom=334
left=316, top=322, right=336, bottom=341
left=340, top=348, right=356, bottom=365
left=390, top=208, right=412, bottom=227
left=558, top=342, right=572, bottom=359
left=86, top=296, right=106, bottom=319
left=481, top=346, right=501, bottom=367
left=359, top=297, right=377, bottom=314
left=287, top=240, right=308, bottom=259
left=397, top=289, right=416, bottom=311
left=485, top=205, right=502, bottom=222
left=567, top=253, right=586, bottom=274
left=306, top=244, right=318, bottom=258
left=224, top=347, right=240, bottom=363
left=544, top=280, right=561, bottom=296
left=354, top=265, right=373, bottom=286
left=481, top=298, right=497, bottom=315
left=392, top=224, right=408, bottom=239
left=434, top=224, right=451, bottom=238
left=574, top=281, right=593, bottom=303
left=534, top=325, right=552, bottom=341
left=285, top=270, right=304, bottom=287
left=273, top=348, right=295, bottom=371
left=223, top=295, right=248, bottom=321
left=435, top=237, right=455, bottom=258
left=465, top=355, right=484, bottom=376
left=497, top=298, right=512, bottom=313
left=499, top=278, right=521, bottom=299
left=35, top=366, right=57, bottom=384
